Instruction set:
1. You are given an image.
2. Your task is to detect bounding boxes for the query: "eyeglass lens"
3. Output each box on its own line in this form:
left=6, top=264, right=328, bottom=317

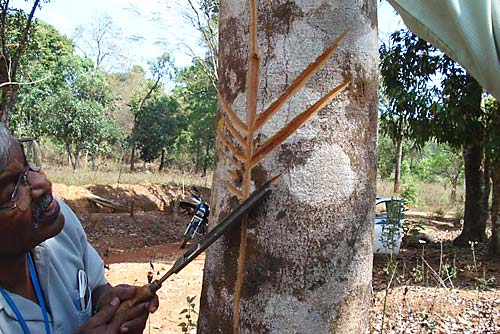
left=11, top=172, right=31, bottom=212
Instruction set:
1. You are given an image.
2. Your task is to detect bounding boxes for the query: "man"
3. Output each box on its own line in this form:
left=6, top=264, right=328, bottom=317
left=0, top=123, right=158, bottom=334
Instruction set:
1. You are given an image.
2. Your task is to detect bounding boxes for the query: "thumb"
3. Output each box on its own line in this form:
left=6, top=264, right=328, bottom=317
left=113, top=285, right=138, bottom=301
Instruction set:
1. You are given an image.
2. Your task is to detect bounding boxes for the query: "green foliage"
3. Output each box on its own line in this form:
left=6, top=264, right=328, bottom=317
left=15, top=53, right=121, bottom=169
left=410, top=266, right=423, bottom=283
left=379, top=29, right=439, bottom=148
left=105, top=69, right=146, bottom=144
left=172, top=58, right=217, bottom=173
left=379, top=198, right=404, bottom=256
left=178, top=296, right=197, bottom=333
left=134, top=95, right=181, bottom=163
left=400, top=179, right=418, bottom=205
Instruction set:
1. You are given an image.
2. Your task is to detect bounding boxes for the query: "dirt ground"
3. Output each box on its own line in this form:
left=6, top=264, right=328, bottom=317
left=52, top=183, right=500, bottom=334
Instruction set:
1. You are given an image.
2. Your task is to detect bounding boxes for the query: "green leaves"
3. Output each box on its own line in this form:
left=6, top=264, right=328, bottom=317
left=178, top=296, right=197, bottom=333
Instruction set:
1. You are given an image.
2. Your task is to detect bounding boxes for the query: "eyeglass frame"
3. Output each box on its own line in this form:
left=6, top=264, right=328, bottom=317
left=0, top=138, right=41, bottom=213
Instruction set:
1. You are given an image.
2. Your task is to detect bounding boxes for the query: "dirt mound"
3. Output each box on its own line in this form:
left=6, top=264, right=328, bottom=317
left=52, top=183, right=210, bottom=215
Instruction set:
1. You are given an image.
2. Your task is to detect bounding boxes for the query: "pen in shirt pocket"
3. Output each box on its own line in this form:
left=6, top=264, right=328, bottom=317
left=76, top=270, right=89, bottom=311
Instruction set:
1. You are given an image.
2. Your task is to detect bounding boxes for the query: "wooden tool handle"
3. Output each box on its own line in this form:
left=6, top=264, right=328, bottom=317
left=113, top=284, right=155, bottom=318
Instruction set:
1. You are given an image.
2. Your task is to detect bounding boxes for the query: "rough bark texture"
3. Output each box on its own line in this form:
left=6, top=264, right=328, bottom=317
left=454, top=77, right=486, bottom=246
left=491, top=161, right=500, bottom=255
left=489, top=102, right=500, bottom=256
left=198, top=1, right=378, bottom=333
left=455, top=143, right=486, bottom=245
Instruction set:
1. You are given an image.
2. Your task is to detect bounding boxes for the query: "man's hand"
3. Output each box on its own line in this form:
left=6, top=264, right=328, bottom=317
left=86, top=284, right=159, bottom=334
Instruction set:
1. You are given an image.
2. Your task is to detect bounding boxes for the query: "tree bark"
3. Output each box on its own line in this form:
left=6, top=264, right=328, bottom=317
left=489, top=102, right=500, bottom=256
left=198, top=1, right=378, bottom=333
left=482, top=155, right=491, bottom=224
left=490, top=161, right=500, bottom=255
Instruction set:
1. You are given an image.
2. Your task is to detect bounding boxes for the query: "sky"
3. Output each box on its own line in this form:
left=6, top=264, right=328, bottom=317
left=13, top=0, right=204, bottom=70
left=12, top=0, right=404, bottom=72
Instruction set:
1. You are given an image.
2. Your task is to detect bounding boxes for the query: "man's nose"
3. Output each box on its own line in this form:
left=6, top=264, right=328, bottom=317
left=28, top=169, right=52, bottom=201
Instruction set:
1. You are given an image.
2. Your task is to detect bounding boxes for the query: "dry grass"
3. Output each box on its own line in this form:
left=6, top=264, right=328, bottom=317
left=377, top=178, right=464, bottom=213
left=44, top=163, right=213, bottom=188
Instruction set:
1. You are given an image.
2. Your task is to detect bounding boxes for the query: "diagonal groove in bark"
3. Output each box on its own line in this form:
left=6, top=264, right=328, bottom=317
left=222, top=116, right=247, bottom=148
left=217, top=127, right=245, bottom=162
left=223, top=179, right=244, bottom=200
left=251, top=81, right=350, bottom=167
left=227, top=169, right=241, bottom=181
left=254, top=30, right=349, bottom=132
left=227, top=155, right=243, bottom=169
left=219, top=92, right=248, bottom=133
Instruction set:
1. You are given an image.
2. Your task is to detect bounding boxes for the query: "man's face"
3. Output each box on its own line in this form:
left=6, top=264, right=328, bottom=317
left=0, top=138, right=64, bottom=256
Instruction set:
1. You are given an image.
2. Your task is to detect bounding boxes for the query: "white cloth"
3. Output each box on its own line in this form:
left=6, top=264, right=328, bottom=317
left=387, top=0, right=500, bottom=99
left=0, top=200, right=107, bottom=334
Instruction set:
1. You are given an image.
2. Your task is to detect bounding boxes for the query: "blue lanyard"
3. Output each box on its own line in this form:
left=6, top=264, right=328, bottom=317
left=0, top=253, right=51, bottom=334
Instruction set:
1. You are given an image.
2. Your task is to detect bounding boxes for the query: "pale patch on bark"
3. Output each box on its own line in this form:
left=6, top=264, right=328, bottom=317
left=227, top=68, right=241, bottom=97
left=289, top=144, right=356, bottom=205
left=264, top=295, right=326, bottom=334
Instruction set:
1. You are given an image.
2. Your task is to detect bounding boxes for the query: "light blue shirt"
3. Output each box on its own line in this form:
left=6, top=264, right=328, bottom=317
left=0, top=200, right=107, bottom=334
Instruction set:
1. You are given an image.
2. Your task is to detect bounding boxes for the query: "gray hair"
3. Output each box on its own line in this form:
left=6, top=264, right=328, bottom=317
left=0, top=123, right=13, bottom=173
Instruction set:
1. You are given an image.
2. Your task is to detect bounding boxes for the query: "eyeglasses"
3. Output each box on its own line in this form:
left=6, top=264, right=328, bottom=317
left=0, top=138, right=43, bottom=213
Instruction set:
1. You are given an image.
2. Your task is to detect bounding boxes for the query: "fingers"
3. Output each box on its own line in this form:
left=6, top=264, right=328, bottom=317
left=115, top=302, right=150, bottom=333
left=79, top=297, right=121, bottom=332
left=149, top=295, right=159, bottom=313
left=113, top=285, right=138, bottom=301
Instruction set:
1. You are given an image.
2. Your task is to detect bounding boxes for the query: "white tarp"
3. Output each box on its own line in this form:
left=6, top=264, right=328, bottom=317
left=387, top=0, right=500, bottom=99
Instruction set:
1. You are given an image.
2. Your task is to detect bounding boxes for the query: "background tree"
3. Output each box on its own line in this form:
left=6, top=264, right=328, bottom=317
left=72, top=12, right=130, bottom=72
left=36, top=54, right=118, bottom=170
left=12, top=20, right=73, bottom=136
left=418, top=143, right=463, bottom=203
left=184, top=0, right=219, bottom=88
left=172, top=58, right=216, bottom=175
left=198, top=1, right=378, bottom=333
left=0, top=0, right=46, bottom=125
left=435, top=61, right=487, bottom=246
left=486, top=99, right=500, bottom=255
left=128, top=53, right=174, bottom=170
left=133, top=95, right=181, bottom=170
left=379, top=29, right=438, bottom=193
left=379, top=28, right=492, bottom=246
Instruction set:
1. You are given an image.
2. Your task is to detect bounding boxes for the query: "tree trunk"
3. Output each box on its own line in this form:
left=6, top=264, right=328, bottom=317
left=490, top=161, right=500, bottom=255
left=0, top=88, right=18, bottom=127
left=198, top=1, right=378, bottom=333
left=66, top=144, right=76, bottom=171
left=450, top=176, right=458, bottom=203
left=489, top=102, right=500, bottom=256
left=130, top=145, right=136, bottom=171
left=393, top=136, right=403, bottom=193
left=482, top=155, right=491, bottom=224
left=454, top=143, right=486, bottom=246
left=454, top=76, right=486, bottom=246
left=159, top=148, right=165, bottom=171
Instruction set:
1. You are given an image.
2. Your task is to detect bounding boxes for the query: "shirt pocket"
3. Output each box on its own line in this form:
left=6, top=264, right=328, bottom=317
left=72, top=285, right=92, bottom=327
